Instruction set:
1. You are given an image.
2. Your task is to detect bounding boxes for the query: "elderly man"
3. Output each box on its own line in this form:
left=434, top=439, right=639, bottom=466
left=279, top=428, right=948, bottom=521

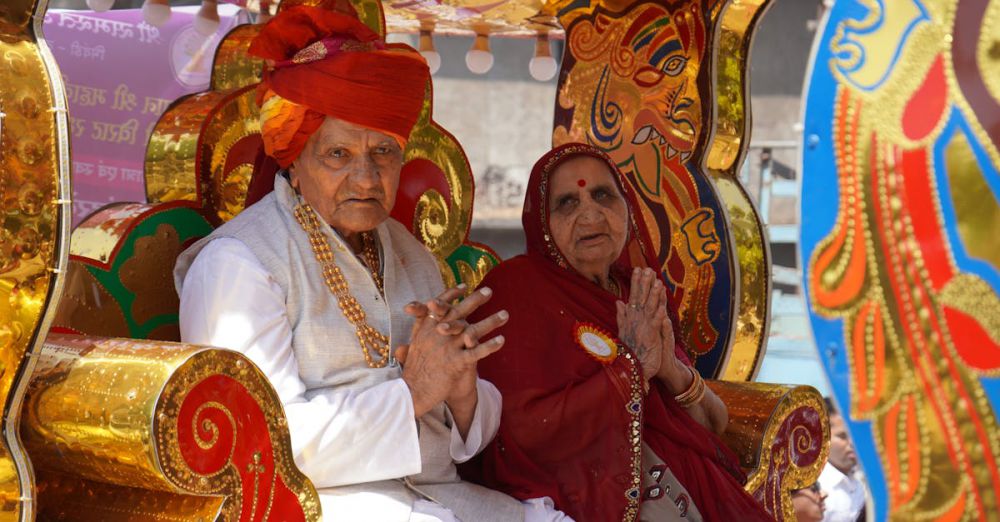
left=174, top=7, right=568, bottom=521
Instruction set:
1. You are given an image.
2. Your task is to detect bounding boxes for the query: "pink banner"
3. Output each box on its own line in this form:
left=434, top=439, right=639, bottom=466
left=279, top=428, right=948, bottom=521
left=43, top=7, right=248, bottom=226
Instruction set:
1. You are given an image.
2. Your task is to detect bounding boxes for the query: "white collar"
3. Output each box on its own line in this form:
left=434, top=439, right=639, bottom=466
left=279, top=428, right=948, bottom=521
left=820, top=462, right=859, bottom=490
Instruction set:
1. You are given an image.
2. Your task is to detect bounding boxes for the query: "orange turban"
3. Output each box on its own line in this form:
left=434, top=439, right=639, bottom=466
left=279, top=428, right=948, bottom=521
left=248, top=6, right=430, bottom=167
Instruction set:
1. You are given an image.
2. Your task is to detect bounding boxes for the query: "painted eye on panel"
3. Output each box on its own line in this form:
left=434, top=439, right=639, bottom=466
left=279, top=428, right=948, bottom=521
left=662, top=55, right=687, bottom=76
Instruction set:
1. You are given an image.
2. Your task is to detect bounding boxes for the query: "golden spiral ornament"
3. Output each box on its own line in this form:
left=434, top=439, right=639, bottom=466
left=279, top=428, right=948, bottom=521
left=792, top=425, right=812, bottom=455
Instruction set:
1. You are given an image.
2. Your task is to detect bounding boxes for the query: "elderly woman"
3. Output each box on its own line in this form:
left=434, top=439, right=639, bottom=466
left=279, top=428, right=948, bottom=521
left=174, top=7, right=567, bottom=522
left=463, top=144, right=773, bottom=521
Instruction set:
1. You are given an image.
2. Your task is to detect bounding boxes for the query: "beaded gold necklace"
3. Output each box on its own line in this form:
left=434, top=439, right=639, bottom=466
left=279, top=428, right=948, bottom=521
left=293, top=202, right=391, bottom=368
left=360, top=231, right=384, bottom=295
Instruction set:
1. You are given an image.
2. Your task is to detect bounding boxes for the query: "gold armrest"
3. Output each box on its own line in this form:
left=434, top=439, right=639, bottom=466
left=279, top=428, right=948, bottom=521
left=707, top=379, right=830, bottom=521
left=22, top=334, right=321, bottom=521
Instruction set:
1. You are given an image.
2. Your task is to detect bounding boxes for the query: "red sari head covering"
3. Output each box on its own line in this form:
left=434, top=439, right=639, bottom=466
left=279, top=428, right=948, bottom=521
left=248, top=6, right=429, bottom=167
left=462, top=143, right=773, bottom=521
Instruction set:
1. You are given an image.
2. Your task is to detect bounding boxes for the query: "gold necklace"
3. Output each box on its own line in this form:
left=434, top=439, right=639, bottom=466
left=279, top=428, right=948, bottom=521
left=608, top=276, right=621, bottom=298
left=360, top=231, right=384, bottom=296
left=293, top=202, right=391, bottom=368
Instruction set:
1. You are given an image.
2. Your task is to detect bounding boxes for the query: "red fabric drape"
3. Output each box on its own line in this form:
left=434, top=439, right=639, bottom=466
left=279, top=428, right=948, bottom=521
left=462, top=143, right=773, bottom=521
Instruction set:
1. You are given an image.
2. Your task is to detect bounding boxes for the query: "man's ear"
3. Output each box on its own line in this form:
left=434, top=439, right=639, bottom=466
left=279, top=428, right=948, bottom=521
left=288, top=163, right=300, bottom=189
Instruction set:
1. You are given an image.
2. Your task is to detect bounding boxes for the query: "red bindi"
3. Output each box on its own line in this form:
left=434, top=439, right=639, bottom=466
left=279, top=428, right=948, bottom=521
left=577, top=179, right=586, bottom=187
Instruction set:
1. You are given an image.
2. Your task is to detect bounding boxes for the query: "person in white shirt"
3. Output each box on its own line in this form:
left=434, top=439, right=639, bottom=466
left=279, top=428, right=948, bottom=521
left=174, top=6, right=569, bottom=521
left=818, top=401, right=868, bottom=522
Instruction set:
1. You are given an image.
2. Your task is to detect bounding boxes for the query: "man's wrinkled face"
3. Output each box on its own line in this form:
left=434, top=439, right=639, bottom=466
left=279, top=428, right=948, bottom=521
left=547, top=156, right=629, bottom=278
left=829, top=414, right=858, bottom=474
left=289, top=117, right=403, bottom=236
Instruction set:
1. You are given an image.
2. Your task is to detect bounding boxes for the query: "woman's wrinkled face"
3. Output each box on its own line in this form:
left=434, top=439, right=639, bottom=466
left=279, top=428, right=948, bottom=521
left=289, top=117, right=403, bottom=236
left=547, top=156, right=629, bottom=279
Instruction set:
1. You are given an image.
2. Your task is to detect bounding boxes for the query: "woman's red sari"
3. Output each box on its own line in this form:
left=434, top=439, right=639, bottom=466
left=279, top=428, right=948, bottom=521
left=463, top=144, right=773, bottom=521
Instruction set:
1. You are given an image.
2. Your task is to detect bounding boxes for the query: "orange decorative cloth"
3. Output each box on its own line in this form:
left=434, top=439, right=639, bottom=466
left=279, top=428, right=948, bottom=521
left=248, top=6, right=429, bottom=167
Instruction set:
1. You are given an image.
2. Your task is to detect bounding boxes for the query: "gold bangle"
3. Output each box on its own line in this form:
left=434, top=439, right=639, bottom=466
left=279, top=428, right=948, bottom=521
left=684, top=377, right=706, bottom=408
left=674, top=366, right=705, bottom=408
left=674, top=366, right=699, bottom=401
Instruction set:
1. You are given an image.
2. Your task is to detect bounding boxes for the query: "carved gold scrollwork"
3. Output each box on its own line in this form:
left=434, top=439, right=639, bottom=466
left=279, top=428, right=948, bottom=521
left=401, top=91, right=500, bottom=290
left=415, top=189, right=452, bottom=254
left=202, top=86, right=262, bottom=224
left=404, top=95, right=473, bottom=258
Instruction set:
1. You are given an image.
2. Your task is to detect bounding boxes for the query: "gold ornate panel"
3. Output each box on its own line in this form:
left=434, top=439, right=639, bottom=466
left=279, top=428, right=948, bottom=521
left=145, top=91, right=228, bottom=206
left=392, top=82, right=502, bottom=290
left=0, top=0, right=71, bottom=519
left=22, top=334, right=321, bottom=521
left=145, top=25, right=265, bottom=224
left=703, top=0, right=772, bottom=381
left=211, top=25, right=264, bottom=92
left=200, top=86, right=263, bottom=224
left=36, top=473, right=224, bottom=522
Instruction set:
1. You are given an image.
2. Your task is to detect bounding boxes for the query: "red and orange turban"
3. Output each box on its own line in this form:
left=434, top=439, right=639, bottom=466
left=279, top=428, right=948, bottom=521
left=248, top=6, right=430, bottom=167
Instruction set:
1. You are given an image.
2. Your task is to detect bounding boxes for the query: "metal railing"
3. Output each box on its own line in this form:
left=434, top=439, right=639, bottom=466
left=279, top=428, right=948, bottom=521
left=738, top=141, right=799, bottom=245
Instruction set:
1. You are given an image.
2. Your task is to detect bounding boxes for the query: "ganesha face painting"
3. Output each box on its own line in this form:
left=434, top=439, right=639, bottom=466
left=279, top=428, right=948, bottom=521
left=554, top=0, right=732, bottom=363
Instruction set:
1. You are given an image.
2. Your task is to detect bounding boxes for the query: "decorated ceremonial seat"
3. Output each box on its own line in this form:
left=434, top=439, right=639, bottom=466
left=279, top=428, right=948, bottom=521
left=0, top=0, right=828, bottom=520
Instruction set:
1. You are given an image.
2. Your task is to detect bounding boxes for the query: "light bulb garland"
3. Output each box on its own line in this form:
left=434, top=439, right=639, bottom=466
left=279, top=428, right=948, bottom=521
left=465, top=32, right=493, bottom=75
left=529, top=32, right=558, bottom=82
left=418, top=27, right=441, bottom=75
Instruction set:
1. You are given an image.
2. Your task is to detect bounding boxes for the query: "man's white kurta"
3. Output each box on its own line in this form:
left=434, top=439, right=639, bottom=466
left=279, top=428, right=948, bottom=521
left=180, top=237, right=499, bottom=474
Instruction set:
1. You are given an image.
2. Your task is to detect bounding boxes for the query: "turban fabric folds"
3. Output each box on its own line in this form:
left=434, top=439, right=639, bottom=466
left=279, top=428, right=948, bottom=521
left=248, top=6, right=430, bottom=167
left=257, top=93, right=327, bottom=168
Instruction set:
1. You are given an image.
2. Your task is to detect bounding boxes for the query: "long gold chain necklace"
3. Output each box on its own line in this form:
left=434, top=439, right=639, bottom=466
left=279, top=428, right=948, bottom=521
left=293, top=202, right=391, bottom=368
left=360, top=231, right=384, bottom=296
